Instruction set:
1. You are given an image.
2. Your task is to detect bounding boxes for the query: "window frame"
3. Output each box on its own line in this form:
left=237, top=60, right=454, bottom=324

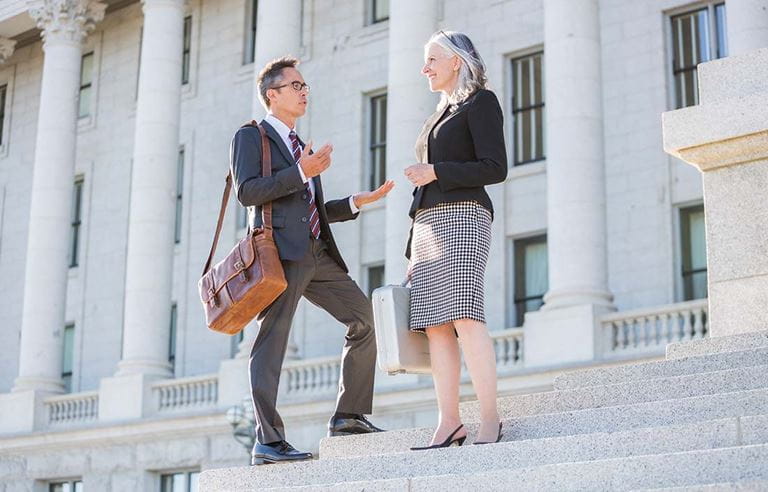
left=69, top=176, right=85, bottom=268
left=668, top=2, right=727, bottom=109
left=169, top=302, right=178, bottom=373
left=49, top=480, right=83, bottom=492
left=243, top=0, right=259, bottom=65
left=365, top=263, right=385, bottom=298
left=78, top=51, right=95, bottom=119
left=367, top=0, right=389, bottom=25
left=160, top=470, right=200, bottom=492
left=508, top=234, right=548, bottom=328
left=367, top=92, right=387, bottom=190
left=182, top=15, right=192, bottom=85
left=0, top=63, right=14, bottom=157
left=175, top=147, right=184, bottom=244
left=509, top=50, right=545, bottom=167
left=61, top=323, right=75, bottom=393
left=679, top=204, right=708, bottom=301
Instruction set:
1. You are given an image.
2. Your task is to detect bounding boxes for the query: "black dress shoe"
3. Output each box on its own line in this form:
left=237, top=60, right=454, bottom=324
left=251, top=441, right=313, bottom=465
left=327, top=414, right=385, bottom=437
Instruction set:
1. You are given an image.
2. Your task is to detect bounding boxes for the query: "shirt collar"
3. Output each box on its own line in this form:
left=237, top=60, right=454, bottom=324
left=265, top=113, right=295, bottom=141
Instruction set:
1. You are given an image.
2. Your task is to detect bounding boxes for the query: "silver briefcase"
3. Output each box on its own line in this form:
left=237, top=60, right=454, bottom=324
left=371, top=283, right=431, bottom=375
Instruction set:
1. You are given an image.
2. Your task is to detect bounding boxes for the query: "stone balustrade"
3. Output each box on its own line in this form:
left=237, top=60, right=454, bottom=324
left=600, top=299, right=709, bottom=359
left=491, top=327, right=525, bottom=370
left=282, top=356, right=341, bottom=400
left=153, top=375, right=219, bottom=412
left=44, top=391, right=99, bottom=427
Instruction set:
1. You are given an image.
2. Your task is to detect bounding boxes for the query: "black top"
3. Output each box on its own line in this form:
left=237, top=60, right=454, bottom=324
left=405, top=88, right=508, bottom=258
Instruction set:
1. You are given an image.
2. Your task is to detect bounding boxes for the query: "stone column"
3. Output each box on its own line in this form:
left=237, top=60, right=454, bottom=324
left=383, top=0, right=438, bottom=284
left=116, top=0, right=186, bottom=378
left=12, top=0, right=105, bottom=394
left=250, top=0, right=302, bottom=118
left=663, top=48, right=768, bottom=337
left=524, top=0, right=614, bottom=367
left=0, top=37, right=17, bottom=64
left=726, top=0, right=768, bottom=56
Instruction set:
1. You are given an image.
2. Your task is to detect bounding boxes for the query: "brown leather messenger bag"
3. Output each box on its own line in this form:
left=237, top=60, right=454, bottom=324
left=198, top=121, right=287, bottom=335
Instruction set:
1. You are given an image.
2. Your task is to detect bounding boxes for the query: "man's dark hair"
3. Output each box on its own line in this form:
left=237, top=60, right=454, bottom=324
left=257, top=56, right=300, bottom=109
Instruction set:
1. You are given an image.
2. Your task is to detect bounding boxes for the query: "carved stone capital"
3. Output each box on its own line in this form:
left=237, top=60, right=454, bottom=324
left=27, top=0, right=107, bottom=45
left=0, top=37, right=17, bottom=64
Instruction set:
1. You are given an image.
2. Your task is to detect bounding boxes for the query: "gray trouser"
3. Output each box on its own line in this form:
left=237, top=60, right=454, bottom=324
left=249, top=237, right=376, bottom=445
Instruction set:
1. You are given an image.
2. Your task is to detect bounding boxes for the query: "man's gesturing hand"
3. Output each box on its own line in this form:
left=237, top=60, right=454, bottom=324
left=353, top=180, right=395, bottom=208
left=298, top=141, right=333, bottom=178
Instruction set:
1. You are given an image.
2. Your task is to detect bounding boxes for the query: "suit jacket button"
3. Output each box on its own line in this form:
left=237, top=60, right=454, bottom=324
left=302, top=193, right=308, bottom=200
left=301, top=217, right=308, bottom=223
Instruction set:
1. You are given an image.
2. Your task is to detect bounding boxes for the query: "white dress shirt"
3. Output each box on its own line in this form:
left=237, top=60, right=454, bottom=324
left=265, top=113, right=359, bottom=214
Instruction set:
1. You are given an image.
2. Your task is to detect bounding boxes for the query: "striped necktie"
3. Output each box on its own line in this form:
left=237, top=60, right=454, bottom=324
left=288, top=130, right=320, bottom=239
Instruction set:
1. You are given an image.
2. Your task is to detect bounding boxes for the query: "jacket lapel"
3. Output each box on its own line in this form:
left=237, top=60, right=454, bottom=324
left=260, top=120, right=296, bottom=166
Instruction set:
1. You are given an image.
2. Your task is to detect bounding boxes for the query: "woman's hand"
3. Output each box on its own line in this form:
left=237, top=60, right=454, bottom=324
left=352, top=180, right=395, bottom=208
left=404, top=163, right=437, bottom=186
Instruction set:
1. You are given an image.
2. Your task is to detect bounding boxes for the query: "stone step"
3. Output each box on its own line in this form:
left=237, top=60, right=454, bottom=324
left=553, top=347, right=768, bottom=391
left=199, top=415, right=768, bottom=491
left=320, top=388, right=768, bottom=459
left=666, top=331, right=768, bottom=360
left=461, top=363, right=768, bottom=421
left=257, top=444, right=768, bottom=491
left=639, top=481, right=768, bottom=491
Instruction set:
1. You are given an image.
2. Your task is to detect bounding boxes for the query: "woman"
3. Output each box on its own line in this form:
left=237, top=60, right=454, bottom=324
left=404, top=30, right=507, bottom=449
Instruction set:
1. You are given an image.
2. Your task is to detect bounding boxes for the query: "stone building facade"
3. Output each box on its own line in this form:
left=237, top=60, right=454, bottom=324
left=0, top=0, right=765, bottom=490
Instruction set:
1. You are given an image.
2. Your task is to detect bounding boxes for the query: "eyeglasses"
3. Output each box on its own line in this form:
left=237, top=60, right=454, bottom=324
left=272, top=80, right=310, bottom=93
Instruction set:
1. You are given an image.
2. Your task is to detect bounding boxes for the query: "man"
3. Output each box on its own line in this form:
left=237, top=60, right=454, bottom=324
left=230, top=56, right=394, bottom=466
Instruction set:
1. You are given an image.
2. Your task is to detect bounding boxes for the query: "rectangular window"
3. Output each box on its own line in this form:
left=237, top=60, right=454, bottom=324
left=182, top=16, right=192, bottom=85
left=70, top=177, right=84, bottom=268
left=175, top=148, right=184, bottom=244
left=681, top=205, right=708, bottom=300
left=79, top=52, right=94, bottom=118
left=369, top=93, right=387, bottom=189
left=160, top=471, right=200, bottom=492
left=169, top=303, right=177, bottom=372
left=62, top=323, right=75, bottom=393
left=243, top=0, right=258, bottom=64
left=512, top=235, right=548, bottom=327
left=368, top=0, right=389, bottom=24
left=671, top=3, right=727, bottom=109
left=366, top=264, right=385, bottom=297
left=0, top=84, right=7, bottom=146
left=237, top=205, right=248, bottom=230
left=511, top=52, right=545, bottom=166
left=230, top=329, right=244, bottom=358
left=49, top=481, right=83, bottom=492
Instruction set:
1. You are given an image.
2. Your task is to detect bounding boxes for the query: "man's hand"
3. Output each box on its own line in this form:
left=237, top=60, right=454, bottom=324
left=404, top=163, right=437, bottom=186
left=352, top=180, right=395, bottom=208
left=299, top=141, right=333, bottom=178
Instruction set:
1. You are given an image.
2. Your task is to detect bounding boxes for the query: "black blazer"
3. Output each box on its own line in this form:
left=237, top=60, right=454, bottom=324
left=230, top=120, right=358, bottom=272
left=406, top=89, right=508, bottom=258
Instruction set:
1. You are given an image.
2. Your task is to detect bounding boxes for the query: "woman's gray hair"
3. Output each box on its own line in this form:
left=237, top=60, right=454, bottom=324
left=426, top=31, right=488, bottom=107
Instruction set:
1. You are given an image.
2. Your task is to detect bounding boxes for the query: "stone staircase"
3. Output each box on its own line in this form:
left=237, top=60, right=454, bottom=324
left=200, top=331, right=768, bottom=491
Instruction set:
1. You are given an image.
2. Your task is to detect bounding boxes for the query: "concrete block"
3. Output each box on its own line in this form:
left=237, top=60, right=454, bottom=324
left=666, top=332, right=768, bottom=359
left=0, top=390, right=48, bottom=434
left=524, top=304, right=613, bottom=368
left=556, top=347, right=768, bottom=390
left=98, top=373, right=157, bottom=422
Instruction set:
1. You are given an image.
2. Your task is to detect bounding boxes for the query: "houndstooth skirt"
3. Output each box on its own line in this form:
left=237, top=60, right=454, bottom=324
left=409, top=201, right=492, bottom=331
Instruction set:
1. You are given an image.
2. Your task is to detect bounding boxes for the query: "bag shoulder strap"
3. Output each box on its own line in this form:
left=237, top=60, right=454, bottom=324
left=202, top=120, right=272, bottom=275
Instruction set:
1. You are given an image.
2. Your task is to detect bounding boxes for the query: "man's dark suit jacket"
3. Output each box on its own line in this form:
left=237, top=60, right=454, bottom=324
left=406, top=88, right=508, bottom=258
left=230, top=120, right=358, bottom=272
